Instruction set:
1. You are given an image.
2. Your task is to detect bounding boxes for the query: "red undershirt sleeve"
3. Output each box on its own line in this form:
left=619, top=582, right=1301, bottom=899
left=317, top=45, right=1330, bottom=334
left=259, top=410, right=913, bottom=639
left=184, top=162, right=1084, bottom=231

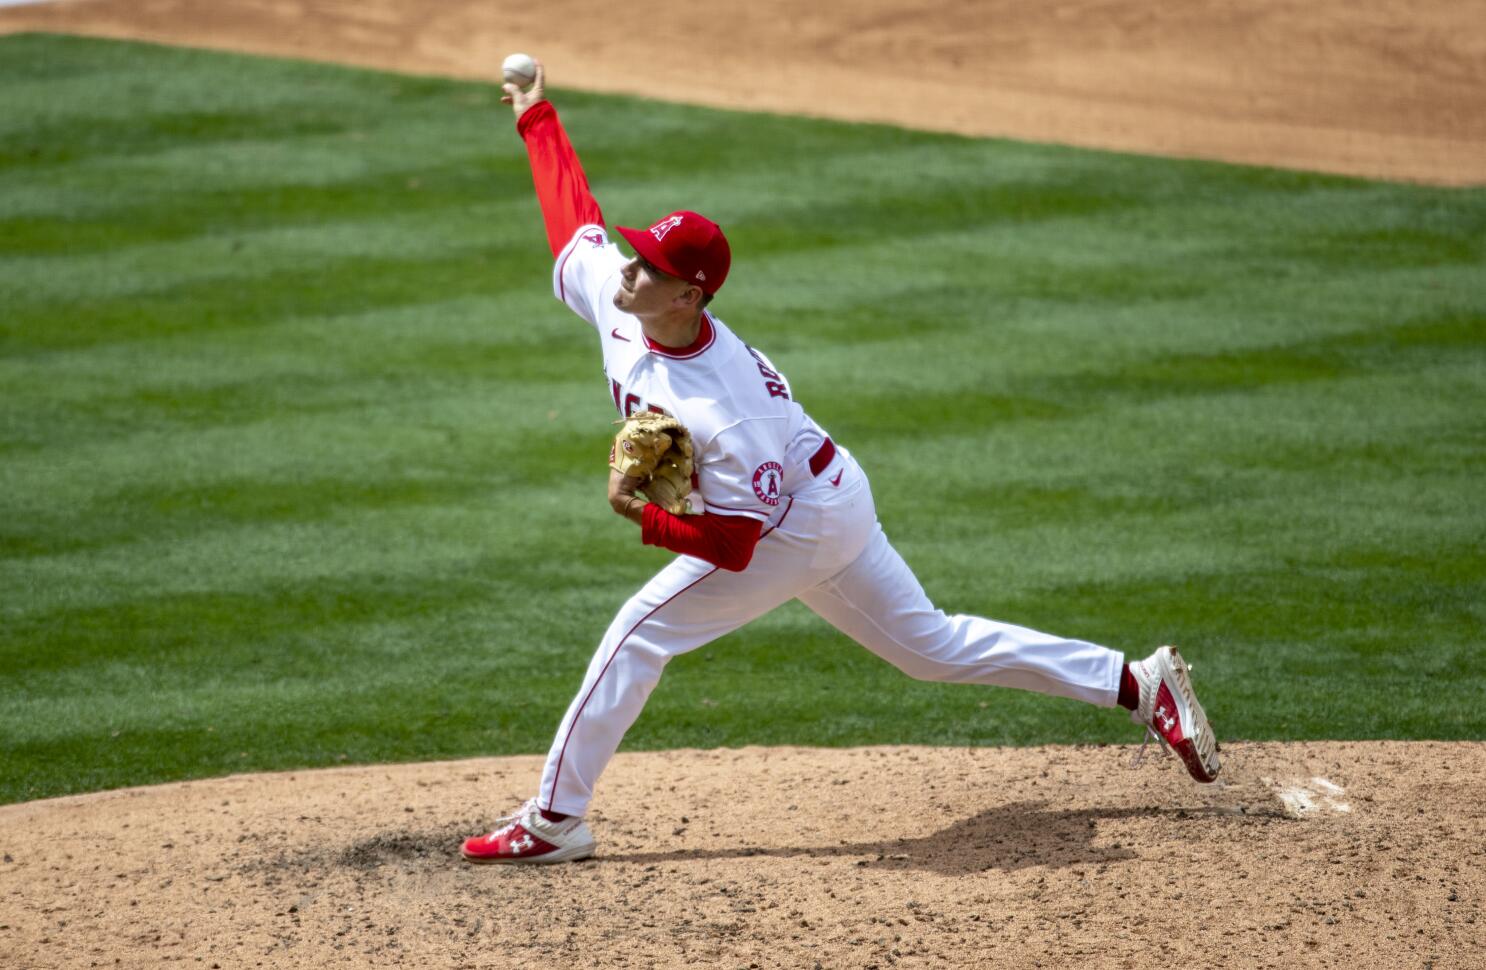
left=515, top=100, right=605, bottom=257
left=641, top=505, right=764, bottom=572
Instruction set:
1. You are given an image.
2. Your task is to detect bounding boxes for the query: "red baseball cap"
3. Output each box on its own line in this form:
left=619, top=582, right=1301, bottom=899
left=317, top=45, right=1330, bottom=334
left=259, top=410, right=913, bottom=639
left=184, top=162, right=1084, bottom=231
left=616, top=211, right=731, bottom=296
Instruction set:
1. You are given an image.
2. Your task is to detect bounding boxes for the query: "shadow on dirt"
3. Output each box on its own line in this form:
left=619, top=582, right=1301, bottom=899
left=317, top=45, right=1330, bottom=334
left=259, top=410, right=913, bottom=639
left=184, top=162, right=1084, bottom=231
left=602, top=799, right=1287, bottom=876
left=325, top=799, right=1287, bottom=877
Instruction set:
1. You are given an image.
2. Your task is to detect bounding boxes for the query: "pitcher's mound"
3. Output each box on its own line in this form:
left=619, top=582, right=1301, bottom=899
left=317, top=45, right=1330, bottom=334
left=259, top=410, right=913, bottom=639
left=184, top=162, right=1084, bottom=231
left=1, top=741, right=1482, bottom=969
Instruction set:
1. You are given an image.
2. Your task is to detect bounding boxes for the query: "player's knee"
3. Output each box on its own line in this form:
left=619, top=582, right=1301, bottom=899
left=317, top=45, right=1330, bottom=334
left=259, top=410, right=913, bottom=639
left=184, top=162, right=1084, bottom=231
left=885, top=632, right=968, bottom=683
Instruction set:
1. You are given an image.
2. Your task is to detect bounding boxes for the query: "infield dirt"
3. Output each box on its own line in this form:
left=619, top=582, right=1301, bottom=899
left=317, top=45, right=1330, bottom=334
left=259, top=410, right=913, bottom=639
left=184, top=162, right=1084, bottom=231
left=2, top=0, right=1484, bottom=184
left=2, top=742, right=1484, bottom=969
left=2, top=2, right=1483, bottom=968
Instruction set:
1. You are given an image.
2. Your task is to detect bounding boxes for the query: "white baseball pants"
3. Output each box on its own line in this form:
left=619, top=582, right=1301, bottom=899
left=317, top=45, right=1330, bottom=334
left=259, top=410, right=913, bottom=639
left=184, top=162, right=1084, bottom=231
left=537, top=450, right=1125, bottom=817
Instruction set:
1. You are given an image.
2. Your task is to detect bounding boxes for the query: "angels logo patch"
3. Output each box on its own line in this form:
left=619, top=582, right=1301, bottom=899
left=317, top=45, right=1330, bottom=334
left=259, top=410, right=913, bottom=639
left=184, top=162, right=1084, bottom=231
left=751, top=461, right=784, bottom=506
left=650, top=214, right=684, bottom=241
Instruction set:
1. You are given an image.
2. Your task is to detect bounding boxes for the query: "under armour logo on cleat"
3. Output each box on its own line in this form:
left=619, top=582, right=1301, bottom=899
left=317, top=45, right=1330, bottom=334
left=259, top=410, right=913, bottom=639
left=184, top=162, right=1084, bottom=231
left=1155, top=705, right=1176, bottom=732
left=509, top=833, right=535, bottom=853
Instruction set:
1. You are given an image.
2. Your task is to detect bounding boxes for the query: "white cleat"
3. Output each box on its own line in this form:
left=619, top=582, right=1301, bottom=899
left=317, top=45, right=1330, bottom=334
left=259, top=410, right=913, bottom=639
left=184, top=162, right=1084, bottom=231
left=462, top=797, right=597, bottom=864
left=1129, top=645, right=1221, bottom=783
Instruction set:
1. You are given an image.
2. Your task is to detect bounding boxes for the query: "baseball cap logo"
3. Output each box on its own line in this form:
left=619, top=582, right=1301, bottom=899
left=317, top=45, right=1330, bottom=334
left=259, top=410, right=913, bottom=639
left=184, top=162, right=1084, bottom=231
left=649, top=214, right=684, bottom=241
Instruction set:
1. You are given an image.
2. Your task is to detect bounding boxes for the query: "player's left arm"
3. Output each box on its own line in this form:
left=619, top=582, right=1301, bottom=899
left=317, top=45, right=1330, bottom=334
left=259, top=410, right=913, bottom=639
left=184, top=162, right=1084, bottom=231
left=607, top=468, right=763, bottom=572
left=608, top=468, right=648, bottom=524
left=643, top=504, right=763, bottom=572
left=503, top=61, right=605, bottom=257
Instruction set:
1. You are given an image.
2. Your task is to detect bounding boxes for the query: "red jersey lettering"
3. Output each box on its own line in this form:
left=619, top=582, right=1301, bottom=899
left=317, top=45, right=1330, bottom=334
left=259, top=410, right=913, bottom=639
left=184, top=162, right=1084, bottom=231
left=612, top=378, right=671, bottom=418
left=748, top=346, right=792, bottom=400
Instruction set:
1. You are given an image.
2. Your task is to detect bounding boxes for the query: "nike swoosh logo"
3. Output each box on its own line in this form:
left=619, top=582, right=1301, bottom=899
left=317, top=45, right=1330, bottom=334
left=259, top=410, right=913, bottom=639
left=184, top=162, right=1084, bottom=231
left=611, top=328, right=630, bottom=342
left=830, top=470, right=843, bottom=487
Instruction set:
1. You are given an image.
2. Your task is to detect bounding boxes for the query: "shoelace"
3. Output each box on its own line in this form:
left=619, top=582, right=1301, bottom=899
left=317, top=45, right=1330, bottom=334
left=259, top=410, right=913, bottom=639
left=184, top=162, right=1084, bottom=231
left=486, top=797, right=541, bottom=839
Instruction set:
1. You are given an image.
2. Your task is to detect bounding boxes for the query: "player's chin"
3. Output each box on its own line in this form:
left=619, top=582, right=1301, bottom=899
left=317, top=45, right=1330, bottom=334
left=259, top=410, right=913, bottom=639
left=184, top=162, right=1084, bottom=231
left=612, top=289, right=635, bottom=312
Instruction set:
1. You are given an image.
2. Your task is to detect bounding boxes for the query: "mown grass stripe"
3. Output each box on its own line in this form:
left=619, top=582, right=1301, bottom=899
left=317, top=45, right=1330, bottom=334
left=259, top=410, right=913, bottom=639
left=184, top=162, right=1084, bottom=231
left=2, top=34, right=1483, bottom=804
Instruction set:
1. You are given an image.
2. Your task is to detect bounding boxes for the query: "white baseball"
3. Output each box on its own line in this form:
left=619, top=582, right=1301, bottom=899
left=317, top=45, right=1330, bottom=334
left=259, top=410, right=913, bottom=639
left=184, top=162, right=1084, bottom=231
left=502, top=52, right=537, bottom=90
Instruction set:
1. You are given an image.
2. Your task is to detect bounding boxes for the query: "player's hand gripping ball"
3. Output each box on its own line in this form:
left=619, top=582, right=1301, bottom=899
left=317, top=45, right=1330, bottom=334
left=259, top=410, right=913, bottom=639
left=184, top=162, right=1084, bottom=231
left=502, top=52, right=538, bottom=91
left=610, top=413, right=694, bottom=515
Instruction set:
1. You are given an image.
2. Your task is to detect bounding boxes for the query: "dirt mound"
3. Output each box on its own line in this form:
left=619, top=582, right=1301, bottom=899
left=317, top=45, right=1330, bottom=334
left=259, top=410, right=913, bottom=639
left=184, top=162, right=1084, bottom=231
left=3, top=0, right=1483, bottom=183
left=2, top=741, right=1482, bottom=969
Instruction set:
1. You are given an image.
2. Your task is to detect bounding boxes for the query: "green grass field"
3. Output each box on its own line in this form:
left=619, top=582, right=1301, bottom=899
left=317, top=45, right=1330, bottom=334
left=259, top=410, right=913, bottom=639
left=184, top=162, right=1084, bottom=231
left=3, top=33, right=1483, bottom=806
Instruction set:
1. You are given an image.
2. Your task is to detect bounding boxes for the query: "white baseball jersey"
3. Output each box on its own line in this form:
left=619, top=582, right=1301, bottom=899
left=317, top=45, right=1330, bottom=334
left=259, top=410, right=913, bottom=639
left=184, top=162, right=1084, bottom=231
left=554, top=224, right=830, bottom=521
left=532, top=222, right=1128, bottom=818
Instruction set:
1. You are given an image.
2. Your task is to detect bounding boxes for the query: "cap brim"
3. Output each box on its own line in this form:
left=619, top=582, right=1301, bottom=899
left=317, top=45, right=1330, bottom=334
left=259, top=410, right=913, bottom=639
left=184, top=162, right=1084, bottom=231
left=615, top=225, right=687, bottom=281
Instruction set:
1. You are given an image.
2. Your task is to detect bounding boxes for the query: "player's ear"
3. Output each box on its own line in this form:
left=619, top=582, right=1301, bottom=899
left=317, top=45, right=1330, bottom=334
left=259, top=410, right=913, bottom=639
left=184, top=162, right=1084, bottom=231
left=677, top=285, right=704, bottom=309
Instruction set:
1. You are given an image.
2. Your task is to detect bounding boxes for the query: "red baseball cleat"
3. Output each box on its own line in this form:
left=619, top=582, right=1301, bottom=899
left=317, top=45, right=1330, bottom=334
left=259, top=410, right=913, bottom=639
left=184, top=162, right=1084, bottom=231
left=462, top=798, right=596, bottom=865
left=1129, top=645, right=1221, bottom=783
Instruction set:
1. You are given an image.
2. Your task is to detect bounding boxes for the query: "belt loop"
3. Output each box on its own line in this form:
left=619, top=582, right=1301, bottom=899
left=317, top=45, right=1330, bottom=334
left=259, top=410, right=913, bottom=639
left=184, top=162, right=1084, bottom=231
left=809, top=437, right=836, bottom=477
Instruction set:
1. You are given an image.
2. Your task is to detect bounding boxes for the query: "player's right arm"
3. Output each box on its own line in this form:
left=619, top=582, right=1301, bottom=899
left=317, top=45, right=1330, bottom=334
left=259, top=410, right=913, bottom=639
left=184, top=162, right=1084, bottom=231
left=504, top=61, right=605, bottom=257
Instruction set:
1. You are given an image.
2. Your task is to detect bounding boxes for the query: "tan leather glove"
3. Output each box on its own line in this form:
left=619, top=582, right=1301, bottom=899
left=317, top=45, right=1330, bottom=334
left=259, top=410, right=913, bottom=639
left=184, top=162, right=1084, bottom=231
left=643, top=454, right=694, bottom=515
left=610, top=413, right=694, bottom=514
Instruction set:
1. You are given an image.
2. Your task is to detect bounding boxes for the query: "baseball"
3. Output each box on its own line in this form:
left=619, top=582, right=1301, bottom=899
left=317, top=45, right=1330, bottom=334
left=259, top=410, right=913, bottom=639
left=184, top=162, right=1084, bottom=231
left=502, top=52, right=537, bottom=90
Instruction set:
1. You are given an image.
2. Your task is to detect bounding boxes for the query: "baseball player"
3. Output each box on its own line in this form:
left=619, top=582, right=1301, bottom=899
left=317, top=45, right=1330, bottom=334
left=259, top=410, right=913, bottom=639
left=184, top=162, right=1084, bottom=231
left=462, top=63, right=1220, bottom=865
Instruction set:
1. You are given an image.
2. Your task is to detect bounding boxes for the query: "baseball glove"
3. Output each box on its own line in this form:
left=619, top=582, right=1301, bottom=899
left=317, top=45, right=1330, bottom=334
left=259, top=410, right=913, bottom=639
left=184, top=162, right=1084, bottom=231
left=610, top=412, right=694, bottom=514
